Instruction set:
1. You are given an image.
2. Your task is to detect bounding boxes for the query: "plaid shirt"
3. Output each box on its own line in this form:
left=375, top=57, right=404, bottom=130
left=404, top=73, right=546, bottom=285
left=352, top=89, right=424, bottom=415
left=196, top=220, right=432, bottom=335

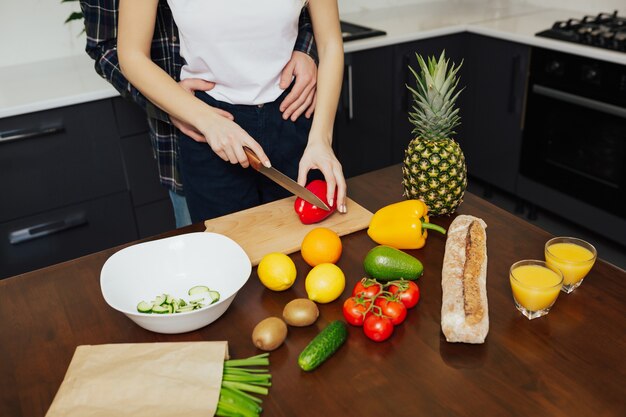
left=80, top=0, right=317, bottom=193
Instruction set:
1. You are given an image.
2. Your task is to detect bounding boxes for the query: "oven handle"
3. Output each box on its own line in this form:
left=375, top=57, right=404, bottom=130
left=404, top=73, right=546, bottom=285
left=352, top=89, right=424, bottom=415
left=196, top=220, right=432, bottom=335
left=532, top=84, right=626, bottom=119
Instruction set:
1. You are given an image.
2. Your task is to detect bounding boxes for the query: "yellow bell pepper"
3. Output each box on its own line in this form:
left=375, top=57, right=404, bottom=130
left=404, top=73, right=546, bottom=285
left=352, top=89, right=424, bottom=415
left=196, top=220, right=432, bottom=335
left=367, top=200, right=446, bottom=249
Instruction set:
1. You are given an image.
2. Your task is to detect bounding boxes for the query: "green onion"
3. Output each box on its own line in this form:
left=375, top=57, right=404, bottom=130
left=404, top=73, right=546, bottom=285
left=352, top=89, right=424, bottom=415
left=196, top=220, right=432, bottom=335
left=216, top=353, right=272, bottom=417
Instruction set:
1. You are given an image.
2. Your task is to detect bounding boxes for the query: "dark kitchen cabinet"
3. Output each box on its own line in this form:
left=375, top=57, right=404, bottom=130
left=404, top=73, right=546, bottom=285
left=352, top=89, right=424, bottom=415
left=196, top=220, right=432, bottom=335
left=0, top=100, right=127, bottom=222
left=460, top=35, right=530, bottom=194
left=391, top=34, right=469, bottom=163
left=0, top=192, right=136, bottom=279
left=334, top=47, right=394, bottom=178
left=390, top=34, right=530, bottom=197
left=0, top=98, right=175, bottom=279
left=0, top=100, right=137, bottom=279
left=114, top=98, right=175, bottom=237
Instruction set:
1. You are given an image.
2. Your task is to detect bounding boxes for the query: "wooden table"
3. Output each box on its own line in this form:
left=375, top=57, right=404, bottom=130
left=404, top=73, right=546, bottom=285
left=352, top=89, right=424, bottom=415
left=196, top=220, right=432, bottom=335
left=1, top=165, right=625, bottom=417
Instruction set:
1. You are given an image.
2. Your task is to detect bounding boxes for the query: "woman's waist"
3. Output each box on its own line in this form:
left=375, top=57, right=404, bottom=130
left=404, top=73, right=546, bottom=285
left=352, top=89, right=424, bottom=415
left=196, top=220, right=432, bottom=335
left=192, top=81, right=293, bottom=111
left=181, top=66, right=290, bottom=106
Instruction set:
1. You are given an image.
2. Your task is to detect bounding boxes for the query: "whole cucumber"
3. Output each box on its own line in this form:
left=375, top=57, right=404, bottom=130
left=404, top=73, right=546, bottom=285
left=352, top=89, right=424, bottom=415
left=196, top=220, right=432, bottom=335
left=298, top=320, right=348, bottom=371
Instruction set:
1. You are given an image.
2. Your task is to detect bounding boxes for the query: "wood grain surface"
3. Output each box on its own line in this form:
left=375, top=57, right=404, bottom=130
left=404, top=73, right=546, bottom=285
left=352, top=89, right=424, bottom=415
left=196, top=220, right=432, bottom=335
left=204, top=197, right=373, bottom=265
left=1, top=165, right=625, bottom=417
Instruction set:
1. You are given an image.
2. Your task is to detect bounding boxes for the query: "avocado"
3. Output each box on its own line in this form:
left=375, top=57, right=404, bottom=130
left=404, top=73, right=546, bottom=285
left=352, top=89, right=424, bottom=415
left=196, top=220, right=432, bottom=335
left=363, top=245, right=424, bottom=281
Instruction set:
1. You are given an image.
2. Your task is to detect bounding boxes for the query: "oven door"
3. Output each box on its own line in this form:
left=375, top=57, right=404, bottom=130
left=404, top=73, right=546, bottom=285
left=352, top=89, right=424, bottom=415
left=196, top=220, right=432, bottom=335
left=520, top=84, right=626, bottom=217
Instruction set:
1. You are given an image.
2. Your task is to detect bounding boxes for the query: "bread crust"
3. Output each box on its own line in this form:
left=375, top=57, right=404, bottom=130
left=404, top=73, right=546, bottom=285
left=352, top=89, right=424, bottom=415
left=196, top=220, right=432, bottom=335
left=441, top=215, right=489, bottom=344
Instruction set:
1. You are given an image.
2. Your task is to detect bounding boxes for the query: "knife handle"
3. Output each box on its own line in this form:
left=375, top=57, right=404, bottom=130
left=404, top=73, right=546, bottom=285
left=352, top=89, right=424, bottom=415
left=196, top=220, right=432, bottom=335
left=243, top=146, right=262, bottom=171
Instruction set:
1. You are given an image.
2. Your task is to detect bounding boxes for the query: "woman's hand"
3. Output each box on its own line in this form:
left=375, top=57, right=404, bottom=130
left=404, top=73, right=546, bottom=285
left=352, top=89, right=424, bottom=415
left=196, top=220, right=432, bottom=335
left=196, top=109, right=271, bottom=169
left=297, top=139, right=347, bottom=213
left=170, top=78, right=233, bottom=142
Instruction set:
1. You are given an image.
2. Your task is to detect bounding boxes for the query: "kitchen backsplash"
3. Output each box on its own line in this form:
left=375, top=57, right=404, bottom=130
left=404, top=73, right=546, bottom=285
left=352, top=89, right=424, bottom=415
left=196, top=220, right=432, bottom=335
left=0, top=0, right=85, bottom=67
left=0, top=0, right=624, bottom=68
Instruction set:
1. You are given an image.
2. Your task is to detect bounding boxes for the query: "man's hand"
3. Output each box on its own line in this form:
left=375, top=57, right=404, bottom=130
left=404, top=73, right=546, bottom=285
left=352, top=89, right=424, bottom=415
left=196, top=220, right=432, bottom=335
left=279, top=51, right=317, bottom=121
left=170, top=78, right=233, bottom=142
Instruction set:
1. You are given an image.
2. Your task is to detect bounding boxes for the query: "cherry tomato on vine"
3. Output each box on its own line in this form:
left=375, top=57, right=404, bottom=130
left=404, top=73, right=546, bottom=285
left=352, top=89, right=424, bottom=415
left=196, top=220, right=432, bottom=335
left=363, top=314, right=394, bottom=342
left=374, top=297, right=407, bottom=325
left=388, top=280, right=420, bottom=309
left=342, top=296, right=371, bottom=326
left=352, top=278, right=382, bottom=298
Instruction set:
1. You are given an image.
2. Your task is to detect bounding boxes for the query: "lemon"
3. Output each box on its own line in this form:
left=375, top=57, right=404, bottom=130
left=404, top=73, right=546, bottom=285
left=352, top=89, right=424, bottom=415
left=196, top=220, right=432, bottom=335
left=257, top=253, right=297, bottom=291
left=305, top=263, right=345, bottom=303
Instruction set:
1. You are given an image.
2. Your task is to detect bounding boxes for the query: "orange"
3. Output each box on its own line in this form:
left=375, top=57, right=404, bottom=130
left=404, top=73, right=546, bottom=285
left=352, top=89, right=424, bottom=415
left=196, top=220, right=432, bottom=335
left=301, top=227, right=342, bottom=267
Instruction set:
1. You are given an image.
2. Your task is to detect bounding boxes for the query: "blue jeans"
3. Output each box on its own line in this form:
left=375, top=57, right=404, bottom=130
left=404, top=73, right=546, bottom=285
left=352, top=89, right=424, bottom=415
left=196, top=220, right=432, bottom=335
left=168, top=190, right=192, bottom=228
left=178, top=90, right=312, bottom=223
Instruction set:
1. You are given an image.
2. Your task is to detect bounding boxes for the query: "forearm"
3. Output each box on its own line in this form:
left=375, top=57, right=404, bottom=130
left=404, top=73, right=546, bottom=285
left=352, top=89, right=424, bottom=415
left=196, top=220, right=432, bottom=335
left=308, top=43, right=343, bottom=143
left=117, top=0, right=209, bottom=130
left=96, top=47, right=171, bottom=122
left=307, top=1, right=344, bottom=145
left=118, top=51, right=208, bottom=129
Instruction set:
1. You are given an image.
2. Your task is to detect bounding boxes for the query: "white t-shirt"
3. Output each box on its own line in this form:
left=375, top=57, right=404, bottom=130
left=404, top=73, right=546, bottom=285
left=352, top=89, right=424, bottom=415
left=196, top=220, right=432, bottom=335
left=168, top=0, right=303, bottom=105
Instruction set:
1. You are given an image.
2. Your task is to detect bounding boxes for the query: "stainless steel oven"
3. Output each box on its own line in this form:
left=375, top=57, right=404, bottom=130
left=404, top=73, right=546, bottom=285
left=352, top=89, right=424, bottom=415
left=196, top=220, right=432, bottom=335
left=518, top=47, right=626, bottom=245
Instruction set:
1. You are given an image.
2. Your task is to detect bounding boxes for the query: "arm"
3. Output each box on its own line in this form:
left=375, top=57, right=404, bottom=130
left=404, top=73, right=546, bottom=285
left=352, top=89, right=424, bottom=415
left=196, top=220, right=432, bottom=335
left=297, top=0, right=347, bottom=212
left=294, top=7, right=318, bottom=63
left=117, top=0, right=270, bottom=168
left=279, top=7, right=319, bottom=121
left=81, top=0, right=217, bottom=139
left=80, top=0, right=170, bottom=123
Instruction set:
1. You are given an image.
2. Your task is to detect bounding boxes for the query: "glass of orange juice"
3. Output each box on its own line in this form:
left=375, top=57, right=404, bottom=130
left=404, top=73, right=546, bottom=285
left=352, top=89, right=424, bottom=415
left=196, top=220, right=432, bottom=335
left=510, top=260, right=563, bottom=320
left=545, top=237, right=597, bottom=294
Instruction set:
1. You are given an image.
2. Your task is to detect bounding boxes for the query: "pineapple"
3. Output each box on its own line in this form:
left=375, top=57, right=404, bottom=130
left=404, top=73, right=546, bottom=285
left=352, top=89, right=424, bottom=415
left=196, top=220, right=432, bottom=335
left=402, top=51, right=467, bottom=216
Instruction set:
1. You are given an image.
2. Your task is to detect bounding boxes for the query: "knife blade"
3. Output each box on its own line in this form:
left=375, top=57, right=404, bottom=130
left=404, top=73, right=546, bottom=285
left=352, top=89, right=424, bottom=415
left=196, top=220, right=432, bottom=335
left=243, top=147, right=331, bottom=211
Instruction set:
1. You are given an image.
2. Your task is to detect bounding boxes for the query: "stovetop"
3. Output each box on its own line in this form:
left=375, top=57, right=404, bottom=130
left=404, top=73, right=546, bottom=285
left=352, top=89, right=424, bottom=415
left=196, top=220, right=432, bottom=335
left=536, top=10, right=626, bottom=52
left=340, top=21, right=386, bottom=42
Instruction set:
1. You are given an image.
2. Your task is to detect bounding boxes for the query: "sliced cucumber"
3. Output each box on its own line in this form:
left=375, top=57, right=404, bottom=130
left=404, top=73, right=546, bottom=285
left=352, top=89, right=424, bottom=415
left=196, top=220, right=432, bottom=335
left=137, top=286, right=221, bottom=314
left=188, top=285, right=210, bottom=296
left=137, top=301, right=153, bottom=313
left=208, top=290, right=221, bottom=304
left=152, top=305, right=169, bottom=314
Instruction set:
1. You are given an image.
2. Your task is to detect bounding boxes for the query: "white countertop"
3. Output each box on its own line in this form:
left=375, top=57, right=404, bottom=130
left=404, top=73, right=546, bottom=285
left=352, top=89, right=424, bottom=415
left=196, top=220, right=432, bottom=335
left=341, top=1, right=626, bottom=65
left=0, top=54, right=118, bottom=119
left=2, top=0, right=625, bottom=119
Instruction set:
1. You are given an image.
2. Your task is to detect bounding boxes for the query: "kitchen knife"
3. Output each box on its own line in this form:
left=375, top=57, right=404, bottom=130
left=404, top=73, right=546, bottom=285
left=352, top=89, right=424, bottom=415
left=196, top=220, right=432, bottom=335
left=243, top=147, right=331, bottom=211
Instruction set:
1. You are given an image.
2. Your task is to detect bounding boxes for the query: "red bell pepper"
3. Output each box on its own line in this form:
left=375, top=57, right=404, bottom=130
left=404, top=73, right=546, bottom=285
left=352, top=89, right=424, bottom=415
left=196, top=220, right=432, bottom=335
left=294, top=180, right=336, bottom=224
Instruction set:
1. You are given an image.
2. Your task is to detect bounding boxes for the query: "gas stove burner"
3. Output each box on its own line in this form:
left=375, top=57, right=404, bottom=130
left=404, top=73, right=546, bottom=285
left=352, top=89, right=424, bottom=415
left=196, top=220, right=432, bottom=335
left=536, top=10, right=626, bottom=52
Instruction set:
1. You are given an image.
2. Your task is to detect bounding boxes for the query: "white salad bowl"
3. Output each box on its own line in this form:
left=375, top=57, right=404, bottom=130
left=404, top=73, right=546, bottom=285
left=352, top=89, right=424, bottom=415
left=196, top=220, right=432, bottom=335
left=100, top=232, right=251, bottom=334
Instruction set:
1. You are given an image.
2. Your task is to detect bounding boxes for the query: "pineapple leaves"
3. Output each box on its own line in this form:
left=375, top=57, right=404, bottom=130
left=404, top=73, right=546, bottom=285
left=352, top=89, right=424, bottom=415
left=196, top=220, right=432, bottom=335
left=406, top=50, right=464, bottom=141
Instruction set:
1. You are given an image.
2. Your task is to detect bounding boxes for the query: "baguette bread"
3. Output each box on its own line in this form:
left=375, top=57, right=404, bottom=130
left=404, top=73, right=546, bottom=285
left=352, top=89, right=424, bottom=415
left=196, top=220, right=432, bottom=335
left=441, top=215, right=489, bottom=344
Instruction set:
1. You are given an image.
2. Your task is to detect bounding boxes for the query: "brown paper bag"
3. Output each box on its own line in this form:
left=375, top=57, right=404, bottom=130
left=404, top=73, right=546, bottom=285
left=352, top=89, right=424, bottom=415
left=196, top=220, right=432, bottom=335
left=46, top=342, right=228, bottom=417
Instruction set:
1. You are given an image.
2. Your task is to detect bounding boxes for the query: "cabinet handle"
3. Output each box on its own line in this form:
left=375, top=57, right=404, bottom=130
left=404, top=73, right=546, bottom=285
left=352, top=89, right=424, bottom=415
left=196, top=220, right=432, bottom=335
left=9, top=212, right=87, bottom=245
left=0, top=124, right=64, bottom=144
left=532, top=84, right=626, bottom=119
left=507, top=55, right=520, bottom=113
left=347, top=64, right=354, bottom=121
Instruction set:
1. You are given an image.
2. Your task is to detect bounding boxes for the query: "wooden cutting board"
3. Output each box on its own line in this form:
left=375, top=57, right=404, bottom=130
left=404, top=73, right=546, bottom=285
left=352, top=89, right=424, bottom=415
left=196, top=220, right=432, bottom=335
left=204, top=197, right=373, bottom=265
